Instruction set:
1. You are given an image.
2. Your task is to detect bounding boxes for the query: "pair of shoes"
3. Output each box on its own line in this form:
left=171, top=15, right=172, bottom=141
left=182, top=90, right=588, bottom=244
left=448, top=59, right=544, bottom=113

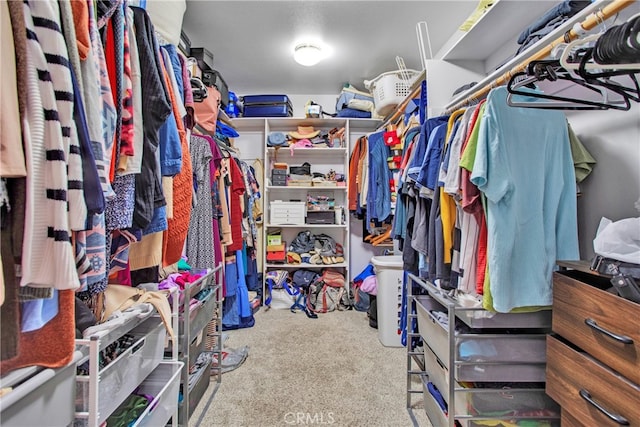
left=321, top=256, right=345, bottom=264
left=309, top=253, right=323, bottom=265
left=286, top=252, right=301, bottom=264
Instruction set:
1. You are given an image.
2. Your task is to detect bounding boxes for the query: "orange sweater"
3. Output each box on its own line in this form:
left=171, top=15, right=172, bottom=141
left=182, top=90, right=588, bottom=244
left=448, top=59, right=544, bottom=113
left=161, top=54, right=192, bottom=267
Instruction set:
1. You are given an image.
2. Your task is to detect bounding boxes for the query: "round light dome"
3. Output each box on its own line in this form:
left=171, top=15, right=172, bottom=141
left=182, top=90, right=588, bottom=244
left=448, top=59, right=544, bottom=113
left=293, top=43, right=324, bottom=66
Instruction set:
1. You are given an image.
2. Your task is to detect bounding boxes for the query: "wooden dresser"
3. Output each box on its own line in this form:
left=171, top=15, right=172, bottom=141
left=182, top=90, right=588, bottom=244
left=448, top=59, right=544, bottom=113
left=546, top=261, right=640, bottom=427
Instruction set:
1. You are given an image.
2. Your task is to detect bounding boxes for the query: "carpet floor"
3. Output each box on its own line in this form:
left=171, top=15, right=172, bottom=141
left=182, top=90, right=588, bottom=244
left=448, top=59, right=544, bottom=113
left=191, top=307, right=432, bottom=427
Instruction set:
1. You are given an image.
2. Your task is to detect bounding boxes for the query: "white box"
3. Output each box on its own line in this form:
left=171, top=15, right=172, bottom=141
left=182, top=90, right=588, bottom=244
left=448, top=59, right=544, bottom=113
left=270, top=201, right=306, bottom=225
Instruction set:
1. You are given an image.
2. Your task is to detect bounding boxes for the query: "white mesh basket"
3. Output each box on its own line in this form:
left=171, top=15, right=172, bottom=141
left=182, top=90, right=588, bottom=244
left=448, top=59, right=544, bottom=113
left=364, top=69, right=420, bottom=117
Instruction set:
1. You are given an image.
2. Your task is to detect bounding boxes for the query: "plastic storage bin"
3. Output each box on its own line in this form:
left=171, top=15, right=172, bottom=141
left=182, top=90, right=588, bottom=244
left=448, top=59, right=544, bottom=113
left=371, top=255, right=404, bottom=347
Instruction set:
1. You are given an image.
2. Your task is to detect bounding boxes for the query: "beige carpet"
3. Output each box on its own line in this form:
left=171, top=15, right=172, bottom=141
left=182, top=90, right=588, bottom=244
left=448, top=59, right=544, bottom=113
left=191, top=307, right=432, bottom=427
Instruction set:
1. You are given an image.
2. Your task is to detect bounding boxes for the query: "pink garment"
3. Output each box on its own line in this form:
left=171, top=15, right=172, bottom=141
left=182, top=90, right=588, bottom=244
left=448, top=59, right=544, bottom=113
left=290, top=138, right=313, bottom=156
left=116, top=264, right=131, bottom=286
left=360, top=275, right=378, bottom=295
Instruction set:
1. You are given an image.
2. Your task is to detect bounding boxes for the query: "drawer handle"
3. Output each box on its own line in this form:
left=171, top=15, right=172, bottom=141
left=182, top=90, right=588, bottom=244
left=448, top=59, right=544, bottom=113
left=584, top=318, right=633, bottom=344
left=579, top=389, right=629, bottom=425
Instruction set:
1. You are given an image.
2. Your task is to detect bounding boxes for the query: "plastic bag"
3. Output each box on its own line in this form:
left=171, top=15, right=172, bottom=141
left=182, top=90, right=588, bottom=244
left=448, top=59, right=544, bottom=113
left=593, top=217, right=640, bottom=264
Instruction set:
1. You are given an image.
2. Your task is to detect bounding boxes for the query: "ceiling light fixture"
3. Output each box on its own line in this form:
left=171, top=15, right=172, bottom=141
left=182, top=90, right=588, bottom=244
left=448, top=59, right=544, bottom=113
left=293, top=43, right=324, bottom=66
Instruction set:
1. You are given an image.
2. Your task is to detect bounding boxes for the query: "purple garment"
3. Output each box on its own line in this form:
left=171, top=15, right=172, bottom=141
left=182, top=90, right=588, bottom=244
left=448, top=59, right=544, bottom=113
left=158, top=272, right=185, bottom=308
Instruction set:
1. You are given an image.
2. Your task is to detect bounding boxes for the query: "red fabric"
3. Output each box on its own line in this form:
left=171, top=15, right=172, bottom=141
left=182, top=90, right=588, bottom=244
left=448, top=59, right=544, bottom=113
left=226, top=159, right=246, bottom=252
left=116, top=263, right=132, bottom=286
left=476, top=212, right=488, bottom=295
left=460, top=101, right=485, bottom=218
left=174, top=271, right=205, bottom=288
left=105, top=18, right=118, bottom=182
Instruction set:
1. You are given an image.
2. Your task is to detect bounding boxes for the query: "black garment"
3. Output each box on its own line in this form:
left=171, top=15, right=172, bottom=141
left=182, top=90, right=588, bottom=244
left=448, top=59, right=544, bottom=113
left=130, top=266, right=159, bottom=286
left=0, top=180, right=21, bottom=360
left=131, top=7, right=171, bottom=229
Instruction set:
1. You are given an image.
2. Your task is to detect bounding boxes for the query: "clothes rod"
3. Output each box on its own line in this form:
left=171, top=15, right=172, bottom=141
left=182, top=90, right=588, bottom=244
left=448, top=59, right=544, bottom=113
left=444, top=0, right=635, bottom=114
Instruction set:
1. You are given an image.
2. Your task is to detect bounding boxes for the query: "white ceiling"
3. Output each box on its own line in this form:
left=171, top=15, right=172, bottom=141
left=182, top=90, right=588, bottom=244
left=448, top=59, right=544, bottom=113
left=181, top=0, right=481, bottom=96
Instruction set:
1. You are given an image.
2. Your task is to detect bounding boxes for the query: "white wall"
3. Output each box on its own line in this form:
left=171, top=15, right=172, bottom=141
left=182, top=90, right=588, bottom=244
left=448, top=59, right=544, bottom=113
left=286, top=94, right=340, bottom=118
left=566, top=105, right=640, bottom=259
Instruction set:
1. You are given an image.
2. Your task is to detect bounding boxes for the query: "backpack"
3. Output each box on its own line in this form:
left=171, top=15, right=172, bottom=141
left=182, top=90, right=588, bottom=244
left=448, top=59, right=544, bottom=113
left=292, top=269, right=320, bottom=290
left=306, top=270, right=347, bottom=313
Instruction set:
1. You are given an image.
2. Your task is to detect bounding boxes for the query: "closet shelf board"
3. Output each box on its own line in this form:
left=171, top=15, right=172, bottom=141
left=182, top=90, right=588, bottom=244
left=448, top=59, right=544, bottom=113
left=266, top=147, right=348, bottom=156
left=265, top=117, right=348, bottom=131
left=435, top=0, right=555, bottom=61
left=265, top=262, right=348, bottom=269
left=264, top=223, right=347, bottom=229
left=444, top=0, right=607, bottom=112
left=266, top=185, right=347, bottom=191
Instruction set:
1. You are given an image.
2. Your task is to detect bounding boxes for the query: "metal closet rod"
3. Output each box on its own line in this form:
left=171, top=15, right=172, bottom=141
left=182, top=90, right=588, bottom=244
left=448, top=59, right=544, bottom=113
left=444, top=0, right=636, bottom=115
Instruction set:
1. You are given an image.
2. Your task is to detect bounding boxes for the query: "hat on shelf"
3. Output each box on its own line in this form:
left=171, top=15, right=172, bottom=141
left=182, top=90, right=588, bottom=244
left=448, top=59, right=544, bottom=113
left=289, top=125, right=320, bottom=140
left=268, top=132, right=288, bottom=147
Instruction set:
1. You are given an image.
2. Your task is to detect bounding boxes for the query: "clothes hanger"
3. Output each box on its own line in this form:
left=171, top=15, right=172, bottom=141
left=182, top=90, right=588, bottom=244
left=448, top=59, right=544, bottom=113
left=506, top=60, right=631, bottom=110
left=560, top=15, right=640, bottom=75
left=577, top=51, right=640, bottom=103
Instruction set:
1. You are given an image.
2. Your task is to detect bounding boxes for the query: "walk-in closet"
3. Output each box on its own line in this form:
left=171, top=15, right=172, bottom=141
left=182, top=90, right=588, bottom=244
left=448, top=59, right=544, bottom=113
left=1, top=1, right=639, bottom=426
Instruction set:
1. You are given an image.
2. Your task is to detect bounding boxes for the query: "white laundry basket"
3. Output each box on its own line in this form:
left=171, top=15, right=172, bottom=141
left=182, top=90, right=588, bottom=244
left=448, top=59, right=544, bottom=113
left=364, top=69, right=420, bottom=117
left=371, top=255, right=404, bottom=347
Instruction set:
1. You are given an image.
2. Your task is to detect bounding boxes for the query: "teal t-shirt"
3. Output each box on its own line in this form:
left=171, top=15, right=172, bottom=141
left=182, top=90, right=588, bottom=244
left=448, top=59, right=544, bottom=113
left=471, top=86, right=579, bottom=312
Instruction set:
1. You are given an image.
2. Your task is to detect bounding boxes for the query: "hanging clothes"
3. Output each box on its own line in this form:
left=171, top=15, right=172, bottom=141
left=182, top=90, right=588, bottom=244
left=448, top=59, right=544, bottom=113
left=226, top=158, right=246, bottom=252
left=130, top=6, right=170, bottom=230
left=222, top=250, right=255, bottom=330
left=366, top=131, right=392, bottom=228
left=471, top=86, right=579, bottom=312
left=186, top=135, right=214, bottom=268
left=19, top=0, right=79, bottom=291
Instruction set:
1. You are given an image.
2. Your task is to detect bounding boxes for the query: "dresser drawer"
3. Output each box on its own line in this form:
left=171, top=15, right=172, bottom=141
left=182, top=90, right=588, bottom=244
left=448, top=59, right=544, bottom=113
left=552, top=271, right=640, bottom=383
left=561, top=409, right=585, bottom=427
left=546, top=335, right=640, bottom=427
